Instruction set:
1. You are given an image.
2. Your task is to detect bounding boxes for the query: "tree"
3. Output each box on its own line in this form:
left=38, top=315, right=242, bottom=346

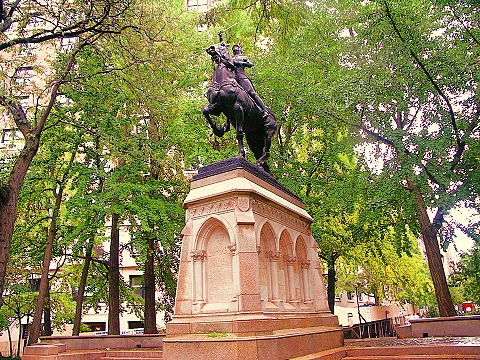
left=211, top=1, right=420, bottom=314
left=52, top=0, right=207, bottom=330
left=96, top=0, right=213, bottom=326
left=347, top=233, right=435, bottom=308
left=313, top=172, right=419, bottom=313
left=228, top=0, right=480, bottom=317
left=0, top=284, right=36, bottom=357
left=294, top=0, right=480, bottom=316
left=27, top=141, right=78, bottom=344
left=0, top=0, right=134, bottom=308
left=450, top=242, right=480, bottom=305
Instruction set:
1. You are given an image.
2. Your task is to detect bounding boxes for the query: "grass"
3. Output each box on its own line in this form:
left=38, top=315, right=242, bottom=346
left=206, top=331, right=228, bottom=338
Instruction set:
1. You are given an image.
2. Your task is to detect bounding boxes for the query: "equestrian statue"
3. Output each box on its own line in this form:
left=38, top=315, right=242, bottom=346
left=202, top=32, right=277, bottom=173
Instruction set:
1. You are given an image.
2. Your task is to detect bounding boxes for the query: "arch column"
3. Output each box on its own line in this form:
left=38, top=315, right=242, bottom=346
left=267, top=251, right=281, bottom=301
left=192, top=250, right=206, bottom=303
left=285, top=255, right=298, bottom=303
left=301, top=259, right=311, bottom=303
left=228, top=244, right=239, bottom=310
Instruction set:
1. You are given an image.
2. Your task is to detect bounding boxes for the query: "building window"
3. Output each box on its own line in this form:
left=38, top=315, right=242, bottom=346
left=187, top=0, right=209, bottom=12
left=19, top=95, right=30, bottom=110
left=347, top=291, right=354, bottom=301
left=82, top=322, right=106, bottom=332
left=57, top=94, right=73, bottom=106
left=128, top=321, right=144, bottom=329
left=14, top=67, right=34, bottom=86
left=65, top=11, right=78, bottom=25
left=29, top=278, right=40, bottom=292
left=130, top=275, right=145, bottom=298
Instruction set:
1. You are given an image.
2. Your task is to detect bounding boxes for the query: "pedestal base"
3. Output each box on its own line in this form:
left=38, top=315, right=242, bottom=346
left=165, top=158, right=344, bottom=359
left=164, top=312, right=343, bottom=360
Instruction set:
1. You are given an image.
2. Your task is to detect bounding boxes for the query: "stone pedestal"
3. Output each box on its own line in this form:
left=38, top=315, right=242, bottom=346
left=163, top=158, right=343, bottom=360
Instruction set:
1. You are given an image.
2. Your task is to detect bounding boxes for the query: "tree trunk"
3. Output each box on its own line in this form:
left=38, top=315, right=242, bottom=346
left=72, top=241, right=93, bottom=336
left=322, top=253, right=339, bottom=315
left=7, top=324, right=13, bottom=358
left=16, top=317, right=22, bottom=358
left=0, top=49, right=77, bottom=308
left=0, top=134, right=39, bottom=307
left=144, top=236, right=156, bottom=333
left=327, top=259, right=336, bottom=315
left=43, top=286, right=52, bottom=336
left=420, top=216, right=456, bottom=316
left=108, top=213, right=120, bottom=335
left=411, top=181, right=456, bottom=317
left=29, top=185, right=64, bottom=345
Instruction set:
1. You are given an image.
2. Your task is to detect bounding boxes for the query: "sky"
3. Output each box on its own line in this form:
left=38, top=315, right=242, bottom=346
left=449, top=207, right=477, bottom=253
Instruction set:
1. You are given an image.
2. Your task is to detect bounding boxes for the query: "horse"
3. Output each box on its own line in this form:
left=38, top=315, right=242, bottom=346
left=201, top=42, right=277, bottom=173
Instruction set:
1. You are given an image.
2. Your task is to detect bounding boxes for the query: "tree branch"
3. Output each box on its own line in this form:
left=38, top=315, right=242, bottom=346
left=323, top=108, right=397, bottom=149
left=383, top=0, right=465, bottom=166
left=0, top=0, right=135, bottom=52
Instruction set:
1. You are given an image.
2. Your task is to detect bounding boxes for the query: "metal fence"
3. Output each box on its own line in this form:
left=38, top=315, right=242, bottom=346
left=343, top=318, right=396, bottom=339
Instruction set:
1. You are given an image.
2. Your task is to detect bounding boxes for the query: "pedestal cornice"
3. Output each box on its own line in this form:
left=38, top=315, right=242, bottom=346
left=185, top=158, right=312, bottom=223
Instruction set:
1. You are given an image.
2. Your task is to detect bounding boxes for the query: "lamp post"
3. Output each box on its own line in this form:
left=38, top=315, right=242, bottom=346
left=355, top=284, right=362, bottom=338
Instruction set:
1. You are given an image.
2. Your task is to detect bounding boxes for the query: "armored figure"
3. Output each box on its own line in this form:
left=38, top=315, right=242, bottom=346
left=231, top=44, right=269, bottom=119
left=202, top=33, right=277, bottom=173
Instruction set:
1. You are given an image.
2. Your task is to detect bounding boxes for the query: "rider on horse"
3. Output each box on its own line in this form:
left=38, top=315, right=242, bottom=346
left=231, top=44, right=269, bottom=121
left=203, top=32, right=277, bottom=173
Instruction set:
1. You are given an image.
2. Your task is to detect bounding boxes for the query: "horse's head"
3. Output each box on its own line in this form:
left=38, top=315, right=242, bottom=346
left=206, top=42, right=232, bottom=67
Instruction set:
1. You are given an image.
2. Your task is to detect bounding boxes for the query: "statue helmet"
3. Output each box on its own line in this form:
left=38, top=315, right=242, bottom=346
left=232, top=44, right=242, bottom=55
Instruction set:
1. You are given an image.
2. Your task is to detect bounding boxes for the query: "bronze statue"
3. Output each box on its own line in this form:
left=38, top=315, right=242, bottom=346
left=202, top=32, right=277, bottom=173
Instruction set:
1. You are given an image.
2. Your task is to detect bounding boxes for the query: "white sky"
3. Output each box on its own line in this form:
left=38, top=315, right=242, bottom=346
left=448, top=207, right=477, bottom=253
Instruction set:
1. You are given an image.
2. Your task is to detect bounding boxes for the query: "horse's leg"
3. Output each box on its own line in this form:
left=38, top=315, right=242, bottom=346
left=202, top=104, right=229, bottom=137
left=256, top=113, right=277, bottom=172
left=233, top=102, right=246, bottom=157
left=245, top=132, right=267, bottom=172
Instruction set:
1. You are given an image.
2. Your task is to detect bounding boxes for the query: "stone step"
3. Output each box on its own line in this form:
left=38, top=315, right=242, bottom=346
left=22, top=350, right=105, bottom=360
left=22, top=348, right=163, bottom=360
left=345, top=345, right=480, bottom=358
left=99, top=358, right=161, bottom=360
left=100, top=349, right=163, bottom=359
left=344, top=356, right=480, bottom=360
left=289, top=347, right=346, bottom=360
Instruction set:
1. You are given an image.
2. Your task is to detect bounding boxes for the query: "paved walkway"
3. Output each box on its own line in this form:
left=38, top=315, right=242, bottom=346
left=345, top=336, right=480, bottom=347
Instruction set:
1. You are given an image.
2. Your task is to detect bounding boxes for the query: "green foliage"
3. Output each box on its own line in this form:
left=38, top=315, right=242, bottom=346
left=450, top=243, right=480, bottom=304
left=226, top=0, right=480, bottom=311
left=318, top=0, right=479, bottom=247
left=6, top=0, right=479, bottom=328
left=206, top=331, right=228, bottom=338
left=49, top=292, right=77, bottom=332
left=0, top=282, right=36, bottom=355
left=0, top=284, right=37, bottom=323
left=44, top=0, right=213, bottom=322
left=79, top=323, right=91, bottom=333
left=199, top=0, right=435, bottom=307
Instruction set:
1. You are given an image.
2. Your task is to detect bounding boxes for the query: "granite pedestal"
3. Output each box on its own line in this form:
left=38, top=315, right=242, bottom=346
left=163, top=158, right=343, bottom=360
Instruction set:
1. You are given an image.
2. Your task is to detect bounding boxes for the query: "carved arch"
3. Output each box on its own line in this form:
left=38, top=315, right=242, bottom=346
left=259, top=222, right=277, bottom=307
left=194, top=215, right=235, bottom=251
left=296, top=236, right=311, bottom=303
left=191, top=216, right=235, bottom=311
left=279, top=230, right=295, bottom=304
